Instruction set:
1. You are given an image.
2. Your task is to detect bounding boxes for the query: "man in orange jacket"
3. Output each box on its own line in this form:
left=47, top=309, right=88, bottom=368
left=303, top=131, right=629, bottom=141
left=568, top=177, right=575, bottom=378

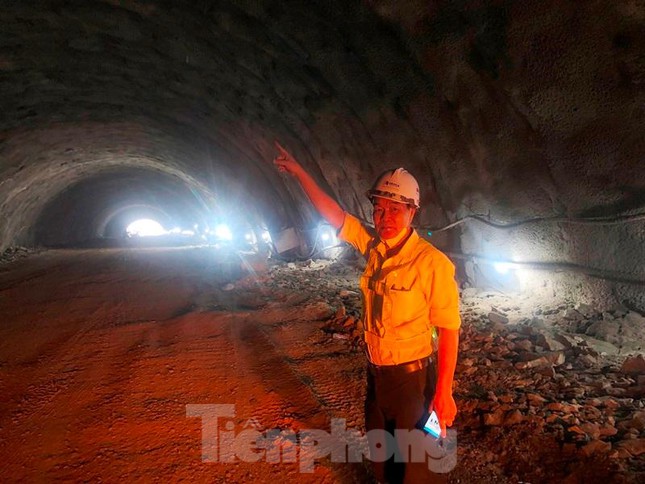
left=273, top=142, right=460, bottom=483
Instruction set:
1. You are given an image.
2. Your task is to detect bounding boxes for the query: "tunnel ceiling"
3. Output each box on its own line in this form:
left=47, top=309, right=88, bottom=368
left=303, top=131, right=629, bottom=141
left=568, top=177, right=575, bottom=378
left=0, top=0, right=644, bottom=307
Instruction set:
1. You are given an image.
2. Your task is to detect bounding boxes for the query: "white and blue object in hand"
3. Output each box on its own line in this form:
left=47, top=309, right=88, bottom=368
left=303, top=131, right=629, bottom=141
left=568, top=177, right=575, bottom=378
left=421, top=410, right=441, bottom=438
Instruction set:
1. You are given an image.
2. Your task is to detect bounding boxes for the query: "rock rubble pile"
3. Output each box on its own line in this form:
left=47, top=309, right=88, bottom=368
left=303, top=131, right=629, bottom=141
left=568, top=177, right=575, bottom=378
left=0, top=246, right=35, bottom=265
left=260, top=259, right=644, bottom=480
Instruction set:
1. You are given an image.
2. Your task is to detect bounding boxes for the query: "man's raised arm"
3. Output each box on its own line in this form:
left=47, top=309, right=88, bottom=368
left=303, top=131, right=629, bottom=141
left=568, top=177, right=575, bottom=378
left=273, top=141, right=345, bottom=229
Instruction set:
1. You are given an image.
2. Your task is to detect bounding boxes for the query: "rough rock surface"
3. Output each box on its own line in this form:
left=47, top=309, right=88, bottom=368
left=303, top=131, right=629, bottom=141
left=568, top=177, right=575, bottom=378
left=0, top=0, right=643, bottom=313
left=0, top=246, right=37, bottom=265
left=262, top=257, right=645, bottom=482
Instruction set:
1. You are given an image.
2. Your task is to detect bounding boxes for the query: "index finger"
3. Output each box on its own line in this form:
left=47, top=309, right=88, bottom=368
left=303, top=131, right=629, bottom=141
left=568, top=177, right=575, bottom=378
left=438, top=414, right=453, bottom=438
left=274, top=140, right=289, bottom=156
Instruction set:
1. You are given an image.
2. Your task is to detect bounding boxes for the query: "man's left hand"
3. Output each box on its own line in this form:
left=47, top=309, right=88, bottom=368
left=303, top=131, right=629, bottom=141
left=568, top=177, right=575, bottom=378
left=429, top=388, right=457, bottom=438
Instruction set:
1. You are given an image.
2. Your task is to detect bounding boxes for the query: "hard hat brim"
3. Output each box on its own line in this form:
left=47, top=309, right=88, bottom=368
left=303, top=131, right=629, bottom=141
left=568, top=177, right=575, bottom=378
left=367, top=189, right=419, bottom=208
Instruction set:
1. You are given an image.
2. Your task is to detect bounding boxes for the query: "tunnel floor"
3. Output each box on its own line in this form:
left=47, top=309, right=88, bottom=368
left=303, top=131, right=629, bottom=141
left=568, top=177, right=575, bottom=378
left=0, top=248, right=642, bottom=483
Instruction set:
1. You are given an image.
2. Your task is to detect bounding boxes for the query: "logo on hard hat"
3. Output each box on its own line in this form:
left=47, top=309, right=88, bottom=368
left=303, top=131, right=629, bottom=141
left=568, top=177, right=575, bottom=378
left=367, top=167, right=421, bottom=208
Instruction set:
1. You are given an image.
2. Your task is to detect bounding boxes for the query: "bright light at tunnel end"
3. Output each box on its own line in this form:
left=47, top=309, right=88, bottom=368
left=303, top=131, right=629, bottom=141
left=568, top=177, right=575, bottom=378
left=126, top=219, right=166, bottom=237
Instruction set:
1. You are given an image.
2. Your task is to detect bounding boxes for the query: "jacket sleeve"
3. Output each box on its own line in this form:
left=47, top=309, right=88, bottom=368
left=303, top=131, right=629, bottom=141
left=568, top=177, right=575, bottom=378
left=337, top=212, right=374, bottom=259
left=428, top=253, right=461, bottom=330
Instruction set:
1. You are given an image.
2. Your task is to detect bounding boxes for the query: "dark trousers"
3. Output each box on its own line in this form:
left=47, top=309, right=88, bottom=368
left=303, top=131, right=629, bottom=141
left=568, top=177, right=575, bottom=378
left=365, top=358, right=448, bottom=484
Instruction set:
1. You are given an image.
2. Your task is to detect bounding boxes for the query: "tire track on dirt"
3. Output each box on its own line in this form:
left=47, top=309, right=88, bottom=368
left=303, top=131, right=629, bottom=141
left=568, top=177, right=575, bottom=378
left=1, top=249, right=372, bottom=482
left=254, top=304, right=367, bottom=430
left=229, top=303, right=372, bottom=483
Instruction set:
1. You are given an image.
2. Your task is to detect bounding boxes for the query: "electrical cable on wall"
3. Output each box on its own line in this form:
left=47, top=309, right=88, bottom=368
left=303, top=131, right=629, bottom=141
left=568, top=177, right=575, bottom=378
left=275, top=209, right=645, bottom=274
left=420, top=210, right=645, bottom=234
left=447, top=252, right=645, bottom=286
left=420, top=210, right=645, bottom=286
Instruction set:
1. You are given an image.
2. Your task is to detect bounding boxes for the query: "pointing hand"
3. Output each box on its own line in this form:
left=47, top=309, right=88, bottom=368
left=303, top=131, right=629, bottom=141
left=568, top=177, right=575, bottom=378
left=273, top=141, right=302, bottom=176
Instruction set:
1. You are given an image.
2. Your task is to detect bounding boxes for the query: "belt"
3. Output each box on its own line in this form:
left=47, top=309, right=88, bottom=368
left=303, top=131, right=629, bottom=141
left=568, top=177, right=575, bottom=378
left=368, top=357, right=429, bottom=375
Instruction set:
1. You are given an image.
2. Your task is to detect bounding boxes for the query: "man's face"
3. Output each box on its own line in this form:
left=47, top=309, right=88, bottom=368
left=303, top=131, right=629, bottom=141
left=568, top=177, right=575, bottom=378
left=372, top=197, right=416, bottom=240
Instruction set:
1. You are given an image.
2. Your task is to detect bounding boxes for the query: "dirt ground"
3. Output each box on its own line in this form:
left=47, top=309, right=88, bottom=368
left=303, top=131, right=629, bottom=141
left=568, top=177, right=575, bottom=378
left=0, top=247, right=642, bottom=483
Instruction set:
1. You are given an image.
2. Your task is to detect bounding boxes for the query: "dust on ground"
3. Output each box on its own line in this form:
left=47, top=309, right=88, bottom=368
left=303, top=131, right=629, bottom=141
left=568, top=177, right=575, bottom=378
left=0, top=247, right=642, bottom=483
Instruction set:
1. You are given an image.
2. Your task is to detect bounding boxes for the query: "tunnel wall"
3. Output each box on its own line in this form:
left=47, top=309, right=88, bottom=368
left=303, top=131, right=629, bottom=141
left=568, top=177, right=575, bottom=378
left=375, top=0, right=645, bottom=310
left=0, top=1, right=643, bottom=311
left=265, top=0, right=645, bottom=310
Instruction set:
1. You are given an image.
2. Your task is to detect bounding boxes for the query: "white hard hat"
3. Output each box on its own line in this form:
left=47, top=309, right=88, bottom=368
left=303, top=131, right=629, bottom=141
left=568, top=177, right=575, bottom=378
left=367, top=168, right=420, bottom=208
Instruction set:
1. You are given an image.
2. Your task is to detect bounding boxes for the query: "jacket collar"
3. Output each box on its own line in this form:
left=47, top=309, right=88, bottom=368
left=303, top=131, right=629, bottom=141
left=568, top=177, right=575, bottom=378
left=378, top=227, right=417, bottom=259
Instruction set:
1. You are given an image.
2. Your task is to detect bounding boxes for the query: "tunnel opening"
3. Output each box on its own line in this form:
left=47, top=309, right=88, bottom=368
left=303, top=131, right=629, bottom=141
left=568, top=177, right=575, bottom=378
left=103, top=205, right=175, bottom=241
left=30, top=166, right=223, bottom=249
left=125, top=219, right=166, bottom=237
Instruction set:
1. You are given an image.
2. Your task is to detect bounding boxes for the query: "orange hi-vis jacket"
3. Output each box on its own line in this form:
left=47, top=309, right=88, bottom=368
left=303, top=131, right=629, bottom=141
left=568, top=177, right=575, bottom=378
left=338, top=213, right=461, bottom=366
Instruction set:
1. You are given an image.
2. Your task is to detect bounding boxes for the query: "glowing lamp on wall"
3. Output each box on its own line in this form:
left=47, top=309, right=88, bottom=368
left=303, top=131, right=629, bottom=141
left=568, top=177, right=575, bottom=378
left=319, top=227, right=338, bottom=249
left=493, top=262, right=513, bottom=275
left=214, top=224, right=233, bottom=241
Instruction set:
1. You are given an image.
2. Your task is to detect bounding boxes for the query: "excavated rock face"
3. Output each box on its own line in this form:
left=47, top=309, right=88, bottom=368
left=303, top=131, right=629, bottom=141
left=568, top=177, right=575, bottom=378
left=0, top=1, right=643, bottom=309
